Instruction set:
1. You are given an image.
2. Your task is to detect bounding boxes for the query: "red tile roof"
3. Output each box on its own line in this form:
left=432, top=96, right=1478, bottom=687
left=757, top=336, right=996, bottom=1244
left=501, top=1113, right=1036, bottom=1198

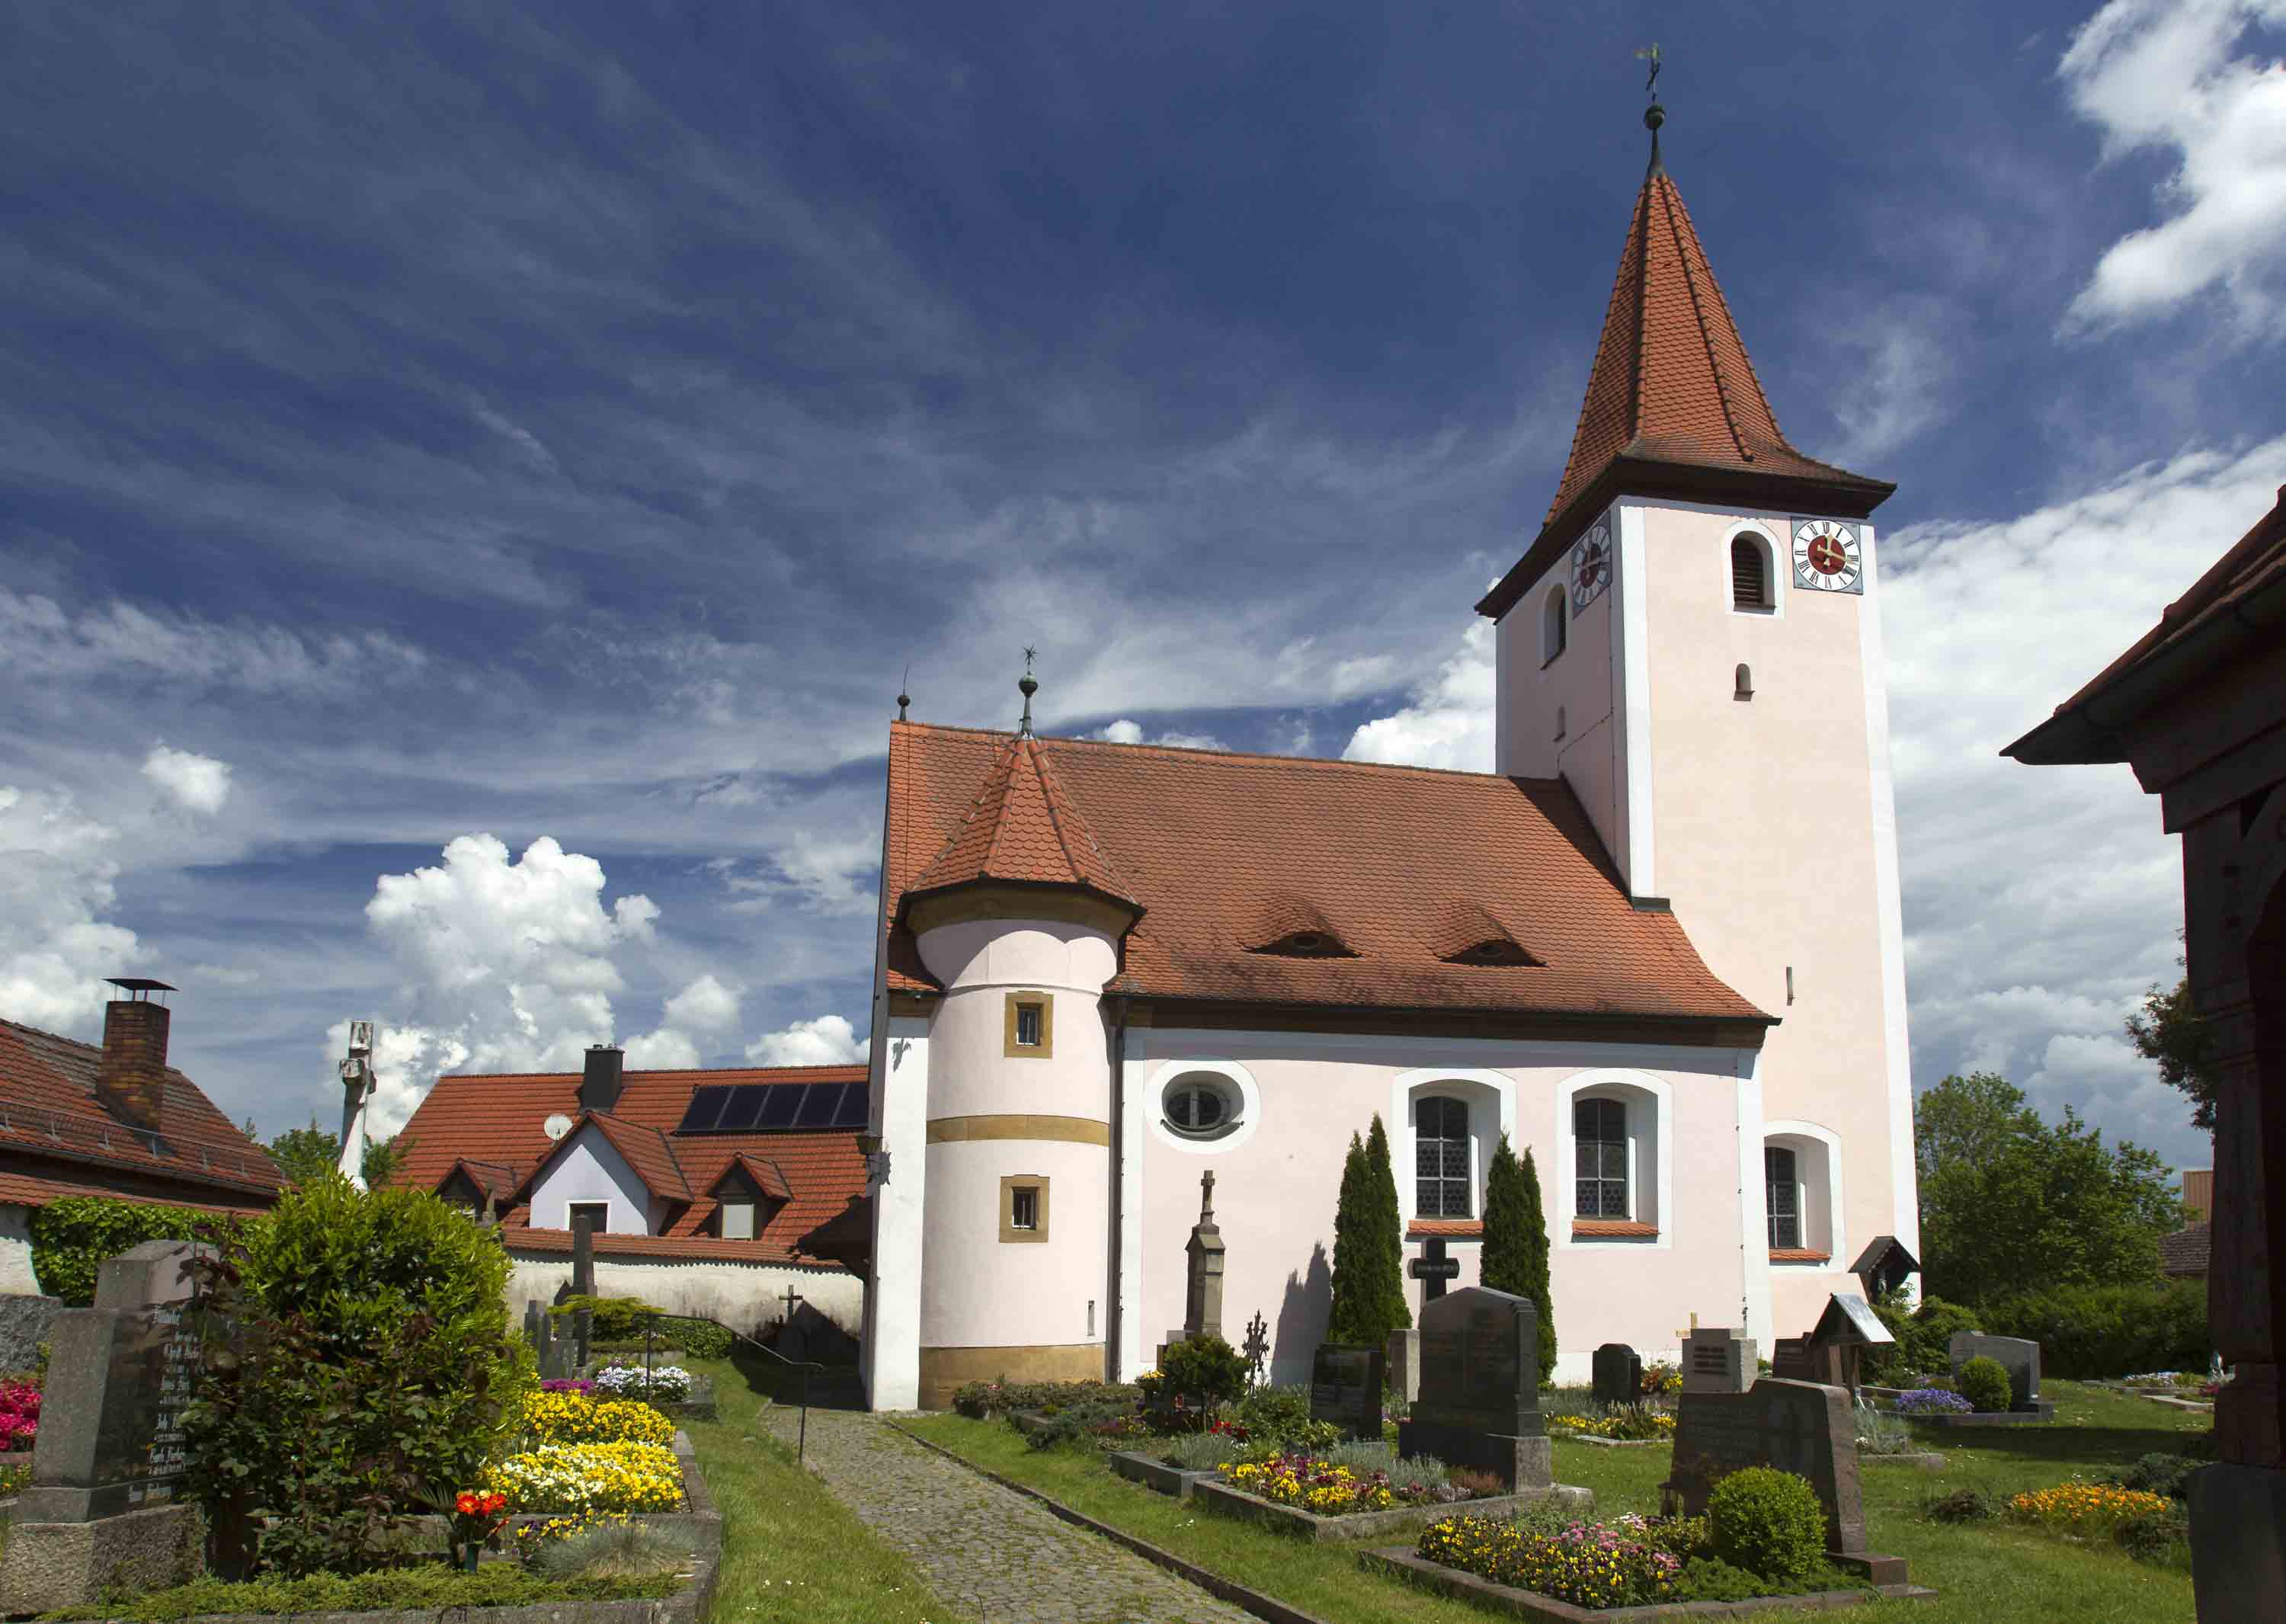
left=2006, top=486, right=2286, bottom=765
left=717, top=1152, right=792, bottom=1203
left=2160, top=1222, right=2210, bottom=1278
left=393, top=1064, right=869, bottom=1267
left=0, top=1017, right=283, bottom=1202
left=0, top=1167, right=267, bottom=1220
left=1478, top=154, right=1891, bottom=620
left=883, top=723, right=1767, bottom=1028
left=904, top=735, right=1138, bottom=914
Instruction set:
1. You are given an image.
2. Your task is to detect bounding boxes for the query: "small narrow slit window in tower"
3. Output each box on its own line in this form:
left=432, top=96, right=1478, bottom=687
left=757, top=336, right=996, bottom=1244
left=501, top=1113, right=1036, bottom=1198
left=1735, top=663, right=1753, bottom=700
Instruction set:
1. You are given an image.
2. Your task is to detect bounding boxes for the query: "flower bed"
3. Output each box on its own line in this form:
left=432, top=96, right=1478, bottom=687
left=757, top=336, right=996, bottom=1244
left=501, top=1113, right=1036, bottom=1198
left=0, top=1379, right=40, bottom=1451
left=520, top=1392, right=677, bottom=1449
left=482, top=1442, right=684, bottom=1515
left=594, top=1363, right=693, bottom=1403
left=1418, top=1513, right=1683, bottom=1609
left=2009, top=1481, right=2173, bottom=1534
left=1547, top=1411, right=1675, bottom=1442
left=1894, top=1388, right=1973, bottom=1415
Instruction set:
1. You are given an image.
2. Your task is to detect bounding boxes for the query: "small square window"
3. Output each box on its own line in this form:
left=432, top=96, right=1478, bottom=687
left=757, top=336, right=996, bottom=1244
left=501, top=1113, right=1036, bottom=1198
left=1010, top=1187, right=1038, bottom=1230
left=1004, top=992, right=1054, bottom=1058
left=999, top=1174, right=1049, bottom=1242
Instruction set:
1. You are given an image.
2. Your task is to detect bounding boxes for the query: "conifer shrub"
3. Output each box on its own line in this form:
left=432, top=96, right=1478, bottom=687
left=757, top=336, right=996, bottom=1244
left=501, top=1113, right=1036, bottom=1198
left=1326, top=1132, right=1377, bottom=1344
left=1160, top=1334, right=1248, bottom=1405
left=1956, top=1355, right=2013, bottom=1414
left=184, top=1177, right=533, bottom=1578
left=1481, top=1136, right=1557, bottom=1381
left=1363, top=1115, right=1411, bottom=1336
left=1705, top=1467, right=1826, bottom=1583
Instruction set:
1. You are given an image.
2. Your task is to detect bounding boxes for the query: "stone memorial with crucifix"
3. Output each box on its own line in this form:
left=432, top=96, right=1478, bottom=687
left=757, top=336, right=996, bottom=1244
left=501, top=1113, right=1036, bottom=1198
left=1396, top=1286, right=1583, bottom=1501
left=1661, top=1376, right=1911, bottom=1586
left=1159, top=1170, right=1226, bottom=1363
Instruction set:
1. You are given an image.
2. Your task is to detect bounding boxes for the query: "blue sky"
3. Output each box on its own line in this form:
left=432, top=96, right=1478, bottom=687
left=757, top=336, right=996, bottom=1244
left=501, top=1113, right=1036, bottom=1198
left=5, top=1, right=2284, bottom=1177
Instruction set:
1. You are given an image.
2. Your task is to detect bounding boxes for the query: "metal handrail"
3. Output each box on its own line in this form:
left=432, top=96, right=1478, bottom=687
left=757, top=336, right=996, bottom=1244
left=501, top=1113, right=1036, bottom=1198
left=636, top=1310, right=827, bottom=1465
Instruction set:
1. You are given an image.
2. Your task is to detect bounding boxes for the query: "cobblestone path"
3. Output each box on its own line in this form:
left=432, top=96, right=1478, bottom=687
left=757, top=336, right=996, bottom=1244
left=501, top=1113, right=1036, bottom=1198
left=755, top=1407, right=1256, bottom=1624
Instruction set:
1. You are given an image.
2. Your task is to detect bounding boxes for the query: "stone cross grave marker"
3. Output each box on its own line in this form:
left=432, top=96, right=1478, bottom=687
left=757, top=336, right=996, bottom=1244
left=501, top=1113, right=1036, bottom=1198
left=1948, top=1332, right=2047, bottom=1412
left=1593, top=1342, right=1643, bottom=1408
left=0, top=1241, right=209, bottom=1612
left=1308, top=1341, right=1384, bottom=1440
left=1682, top=1326, right=1756, bottom=1393
left=1408, top=1235, right=1459, bottom=1302
left=1182, top=1169, right=1225, bottom=1340
left=1396, top=1286, right=1551, bottom=1489
left=1660, top=1376, right=1903, bottom=1583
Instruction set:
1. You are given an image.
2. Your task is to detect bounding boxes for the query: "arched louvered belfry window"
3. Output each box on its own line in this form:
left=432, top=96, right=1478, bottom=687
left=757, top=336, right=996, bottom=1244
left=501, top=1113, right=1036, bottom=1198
left=1731, top=533, right=1772, bottom=610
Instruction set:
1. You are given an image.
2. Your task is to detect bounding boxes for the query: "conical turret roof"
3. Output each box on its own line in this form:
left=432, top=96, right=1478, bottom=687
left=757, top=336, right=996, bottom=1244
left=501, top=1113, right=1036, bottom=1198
left=902, top=734, right=1140, bottom=915
left=1478, top=142, right=1893, bottom=620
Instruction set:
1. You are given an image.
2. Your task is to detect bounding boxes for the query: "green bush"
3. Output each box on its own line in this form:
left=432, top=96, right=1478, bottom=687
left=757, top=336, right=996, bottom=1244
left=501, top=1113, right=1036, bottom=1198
left=40, top=1567, right=678, bottom=1622
left=2113, top=1503, right=2193, bottom=1568
left=1160, top=1334, right=1248, bottom=1405
left=2110, top=1453, right=2205, bottom=1501
left=678, top=1320, right=732, bottom=1358
left=1864, top=1290, right=1980, bottom=1384
left=1956, top=1355, right=2012, bottom=1414
left=1023, top=1396, right=1138, bottom=1450
left=1234, top=1382, right=1310, bottom=1435
left=1922, top=1488, right=1997, bottom=1523
left=1676, top=1558, right=1772, bottom=1602
left=27, top=1197, right=213, bottom=1305
left=549, top=1295, right=665, bottom=1342
left=1706, top=1468, right=1827, bottom=1584
left=184, top=1178, right=535, bottom=1578
left=951, top=1378, right=1138, bottom=1418
left=1977, top=1280, right=2208, bottom=1377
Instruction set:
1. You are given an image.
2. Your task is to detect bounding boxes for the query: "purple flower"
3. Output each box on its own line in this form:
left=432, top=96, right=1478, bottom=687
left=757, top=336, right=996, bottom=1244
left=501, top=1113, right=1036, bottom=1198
left=1896, top=1388, right=1974, bottom=1414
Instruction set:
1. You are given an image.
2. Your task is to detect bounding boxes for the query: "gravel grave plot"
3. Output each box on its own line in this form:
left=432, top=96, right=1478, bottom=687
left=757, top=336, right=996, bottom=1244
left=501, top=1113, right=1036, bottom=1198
left=755, top=1408, right=1256, bottom=1624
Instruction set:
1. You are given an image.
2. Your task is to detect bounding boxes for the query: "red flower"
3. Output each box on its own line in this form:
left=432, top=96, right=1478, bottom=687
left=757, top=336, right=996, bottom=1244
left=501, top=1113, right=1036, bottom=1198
left=456, top=1492, right=479, bottom=1515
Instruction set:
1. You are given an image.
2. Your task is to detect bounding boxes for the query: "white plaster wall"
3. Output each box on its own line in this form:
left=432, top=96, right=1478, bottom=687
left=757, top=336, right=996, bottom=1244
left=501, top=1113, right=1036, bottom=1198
left=0, top=1206, right=40, bottom=1294
left=527, top=1125, right=658, bottom=1234
left=506, top=1253, right=862, bottom=1337
left=1633, top=497, right=1907, bottom=1334
left=866, top=1014, right=930, bottom=1409
left=914, top=915, right=1116, bottom=1359
left=1131, top=1028, right=1757, bottom=1385
left=1497, top=531, right=1622, bottom=875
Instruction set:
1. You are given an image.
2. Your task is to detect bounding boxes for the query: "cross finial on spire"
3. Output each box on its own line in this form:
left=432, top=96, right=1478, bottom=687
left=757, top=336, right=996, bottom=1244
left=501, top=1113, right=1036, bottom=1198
left=1017, top=645, right=1039, bottom=738
left=898, top=662, right=911, bottom=722
left=1634, top=43, right=1666, bottom=175
left=1199, top=1168, right=1215, bottom=1224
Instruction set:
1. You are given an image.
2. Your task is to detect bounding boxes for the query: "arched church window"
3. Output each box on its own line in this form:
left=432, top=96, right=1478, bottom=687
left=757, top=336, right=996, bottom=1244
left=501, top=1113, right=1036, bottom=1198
left=1734, top=663, right=1753, bottom=700
left=1574, top=1097, right=1628, bottom=1217
left=1415, top=1095, right=1471, bottom=1218
left=1731, top=534, right=1773, bottom=610
left=1542, top=586, right=1567, bottom=665
left=1766, top=1145, right=1800, bottom=1250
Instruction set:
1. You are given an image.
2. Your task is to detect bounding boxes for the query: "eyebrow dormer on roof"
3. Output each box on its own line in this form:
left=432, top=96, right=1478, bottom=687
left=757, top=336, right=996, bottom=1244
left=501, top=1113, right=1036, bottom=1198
left=1243, top=894, right=1356, bottom=958
left=1428, top=899, right=1542, bottom=967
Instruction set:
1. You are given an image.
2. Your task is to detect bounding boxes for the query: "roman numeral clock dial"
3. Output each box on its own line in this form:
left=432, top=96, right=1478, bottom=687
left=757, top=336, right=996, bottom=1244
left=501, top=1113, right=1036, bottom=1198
left=1791, top=519, right=1863, bottom=594
left=1570, top=521, right=1612, bottom=609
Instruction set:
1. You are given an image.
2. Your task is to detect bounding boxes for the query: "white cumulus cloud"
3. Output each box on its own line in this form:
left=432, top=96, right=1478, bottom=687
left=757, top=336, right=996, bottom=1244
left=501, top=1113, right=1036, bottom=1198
left=1341, top=617, right=1494, bottom=772
left=745, top=1014, right=864, bottom=1068
left=142, top=745, right=233, bottom=815
left=1092, top=719, right=1231, bottom=751
left=2060, top=0, right=2286, bottom=331
left=0, top=786, right=139, bottom=1035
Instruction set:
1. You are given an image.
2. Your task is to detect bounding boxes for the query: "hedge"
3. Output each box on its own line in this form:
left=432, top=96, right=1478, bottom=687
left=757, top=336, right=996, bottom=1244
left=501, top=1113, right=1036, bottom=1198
left=1977, top=1280, right=2208, bottom=1378
left=27, top=1197, right=221, bottom=1305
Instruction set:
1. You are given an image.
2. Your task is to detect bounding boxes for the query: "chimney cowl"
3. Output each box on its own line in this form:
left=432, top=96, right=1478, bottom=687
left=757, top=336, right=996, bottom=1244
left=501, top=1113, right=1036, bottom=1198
left=579, top=1044, right=625, bottom=1115
left=97, top=990, right=174, bottom=1134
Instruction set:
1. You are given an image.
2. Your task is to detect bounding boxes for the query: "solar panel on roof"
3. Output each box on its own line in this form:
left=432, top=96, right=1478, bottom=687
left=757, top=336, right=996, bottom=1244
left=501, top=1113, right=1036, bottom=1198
left=793, top=1082, right=844, bottom=1128
left=831, top=1084, right=869, bottom=1128
left=678, top=1086, right=732, bottom=1133
left=756, top=1085, right=803, bottom=1130
left=717, top=1086, right=767, bottom=1132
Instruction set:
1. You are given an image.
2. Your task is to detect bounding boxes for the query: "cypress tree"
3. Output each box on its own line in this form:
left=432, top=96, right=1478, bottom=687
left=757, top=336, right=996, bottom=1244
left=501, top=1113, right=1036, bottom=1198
left=1365, top=1113, right=1411, bottom=1335
left=1481, top=1132, right=1529, bottom=1295
left=1325, top=1132, right=1373, bottom=1344
left=1518, top=1147, right=1557, bottom=1383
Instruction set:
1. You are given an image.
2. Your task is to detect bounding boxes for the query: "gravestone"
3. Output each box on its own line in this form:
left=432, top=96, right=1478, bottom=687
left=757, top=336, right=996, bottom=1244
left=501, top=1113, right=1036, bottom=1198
left=0, top=1242, right=207, bottom=1612
left=1592, top=1342, right=1644, bottom=1408
left=1408, top=1235, right=1459, bottom=1302
left=569, top=1213, right=596, bottom=1366
left=1308, top=1343, right=1384, bottom=1440
left=1161, top=1171, right=1226, bottom=1361
left=1660, top=1376, right=1906, bottom=1584
left=1769, top=1336, right=1814, bottom=1382
left=1948, top=1332, right=2051, bottom=1414
left=1386, top=1328, right=1420, bottom=1405
left=1396, top=1286, right=1558, bottom=1491
left=1682, top=1326, right=1756, bottom=1394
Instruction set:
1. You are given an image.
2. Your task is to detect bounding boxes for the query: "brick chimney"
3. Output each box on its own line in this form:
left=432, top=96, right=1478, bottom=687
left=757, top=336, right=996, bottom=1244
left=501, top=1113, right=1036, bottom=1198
left=97, top=979, right=176, bottom=1132
left=579, top=1044, right=625, bottom=1115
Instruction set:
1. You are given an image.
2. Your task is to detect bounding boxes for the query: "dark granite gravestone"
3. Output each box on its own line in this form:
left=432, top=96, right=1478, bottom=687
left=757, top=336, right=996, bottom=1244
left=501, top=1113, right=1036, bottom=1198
left=1395, top=1286, right=1551, bottom=1489
left=1769, top=1336, right=1814, bottom=1382
left=1592, top=1342, right=1644, bottom=1408
left=1660, top=1377, right=1906, bottom=1584
left=1948, top=1332, right=2051, bottom=1414
left=0, top=1242, right=208, bottom=1612
left=1308, top=1344, right=1384, bottom=1440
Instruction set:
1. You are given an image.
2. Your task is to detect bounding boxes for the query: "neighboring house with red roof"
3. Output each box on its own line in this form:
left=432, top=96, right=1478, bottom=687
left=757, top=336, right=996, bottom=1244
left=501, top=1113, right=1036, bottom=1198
left=393, top=1048, right=869, bottom=1335
left=863, top=104, right=1922, bottom=1410
left=0, top=984, right=284, bottom=1294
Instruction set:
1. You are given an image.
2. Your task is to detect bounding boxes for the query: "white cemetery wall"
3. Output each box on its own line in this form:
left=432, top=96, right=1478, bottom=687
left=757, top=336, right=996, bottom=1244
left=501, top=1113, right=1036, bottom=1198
left=0, top=1205, right=40, bottom=1293
left=504, top=1251, right=861, bottom=1337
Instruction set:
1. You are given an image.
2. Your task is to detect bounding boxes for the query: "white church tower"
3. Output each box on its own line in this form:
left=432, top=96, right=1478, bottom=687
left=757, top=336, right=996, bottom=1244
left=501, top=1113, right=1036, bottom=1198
left=1478, top=99, right=1919, bottom=1335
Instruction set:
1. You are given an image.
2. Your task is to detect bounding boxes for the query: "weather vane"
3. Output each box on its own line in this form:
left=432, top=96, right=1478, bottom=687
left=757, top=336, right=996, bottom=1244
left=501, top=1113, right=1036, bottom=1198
left=1634, top=42, right=1660, bottom=98
left=1017, top=645, right=1039, bottom=738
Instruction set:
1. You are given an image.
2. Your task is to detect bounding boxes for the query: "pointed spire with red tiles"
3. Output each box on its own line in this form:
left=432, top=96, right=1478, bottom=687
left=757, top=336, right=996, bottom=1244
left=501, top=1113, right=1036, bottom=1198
left=1478, top=102, right=1892, bottom=619
left=904, top=733, right=1140, bottom=913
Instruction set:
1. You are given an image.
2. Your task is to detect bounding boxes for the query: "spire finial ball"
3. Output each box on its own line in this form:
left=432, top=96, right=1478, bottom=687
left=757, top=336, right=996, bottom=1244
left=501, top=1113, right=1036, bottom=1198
left=1644, top=101, right=1665, bottom=133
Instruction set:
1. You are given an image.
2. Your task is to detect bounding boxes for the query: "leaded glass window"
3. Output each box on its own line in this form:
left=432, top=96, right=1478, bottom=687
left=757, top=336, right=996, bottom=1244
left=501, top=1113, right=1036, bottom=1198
left=1766, top=1146, right=1800, bottom=1250
left=1574, top=1097, right=1628, bottom=1219
left=1414, top=1096, right=1471, bottom=1219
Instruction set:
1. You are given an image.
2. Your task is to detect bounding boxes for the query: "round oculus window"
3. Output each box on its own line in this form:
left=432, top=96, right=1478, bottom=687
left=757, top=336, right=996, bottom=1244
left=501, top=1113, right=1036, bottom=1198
left=1164, top=1078, right=1238, bottom=1138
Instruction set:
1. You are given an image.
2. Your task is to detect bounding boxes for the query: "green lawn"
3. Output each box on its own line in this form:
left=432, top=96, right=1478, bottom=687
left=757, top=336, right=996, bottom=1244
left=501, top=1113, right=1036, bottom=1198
left=680, top=1357, right=972, bottom=1624
left=900, top=1379, right=2201, bottom=1624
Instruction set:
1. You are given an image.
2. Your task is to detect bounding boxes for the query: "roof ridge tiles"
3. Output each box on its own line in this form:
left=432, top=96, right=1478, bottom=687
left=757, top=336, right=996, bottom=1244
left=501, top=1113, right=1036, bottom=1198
left=890, top=720, right=1568, bottom=786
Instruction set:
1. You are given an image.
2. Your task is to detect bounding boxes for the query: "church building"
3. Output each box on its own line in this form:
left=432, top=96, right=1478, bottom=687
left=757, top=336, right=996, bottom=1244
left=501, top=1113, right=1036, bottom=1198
left=860, top=106, right=1919, bottom=1411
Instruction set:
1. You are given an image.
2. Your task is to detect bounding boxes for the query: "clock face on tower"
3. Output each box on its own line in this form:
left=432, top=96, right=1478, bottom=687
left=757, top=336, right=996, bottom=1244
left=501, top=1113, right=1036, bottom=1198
left=1791, top=519, right=1864, bottom=594
left=1570, top=522, right=1612, bottom=609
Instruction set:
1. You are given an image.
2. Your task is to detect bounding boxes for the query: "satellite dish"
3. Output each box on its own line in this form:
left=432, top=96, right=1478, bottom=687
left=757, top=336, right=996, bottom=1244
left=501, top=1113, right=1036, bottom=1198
left=543, top=1113, right=574, bottom=1142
